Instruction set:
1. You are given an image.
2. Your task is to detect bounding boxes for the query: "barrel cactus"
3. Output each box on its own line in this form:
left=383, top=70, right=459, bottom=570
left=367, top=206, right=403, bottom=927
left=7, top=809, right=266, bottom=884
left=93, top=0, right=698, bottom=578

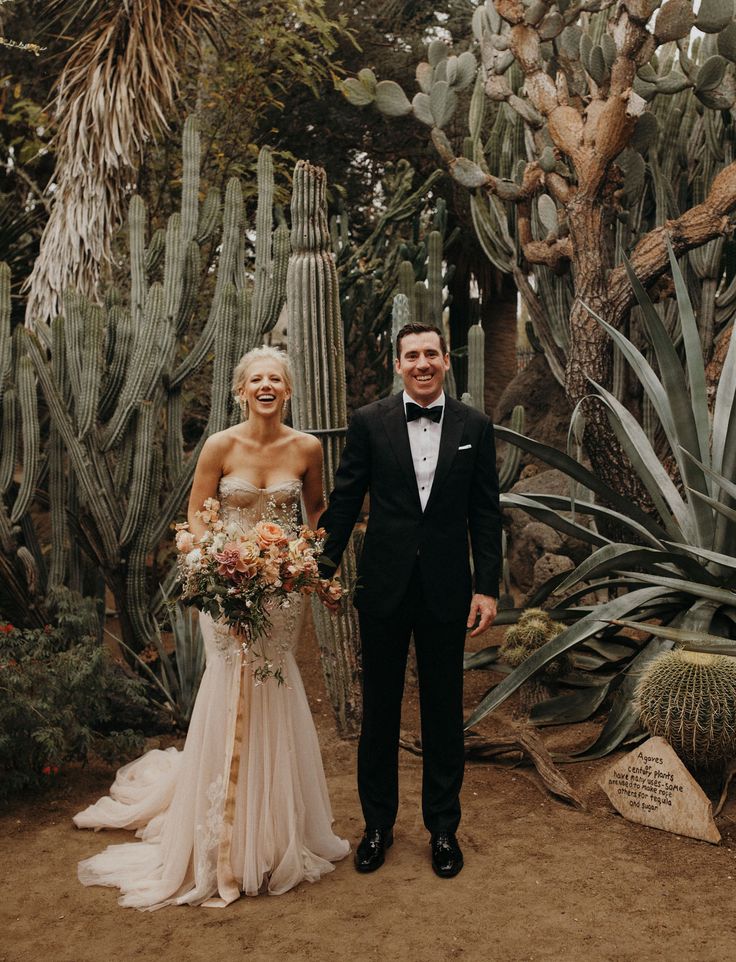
left=501, top=608, right=567, bottom=678
left=636, top=649, right=736, bottom=771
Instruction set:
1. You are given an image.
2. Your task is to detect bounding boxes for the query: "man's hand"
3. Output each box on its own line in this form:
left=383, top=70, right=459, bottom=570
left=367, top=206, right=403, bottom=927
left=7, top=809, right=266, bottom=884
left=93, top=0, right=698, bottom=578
left=466, top=593, right=497, bottom=637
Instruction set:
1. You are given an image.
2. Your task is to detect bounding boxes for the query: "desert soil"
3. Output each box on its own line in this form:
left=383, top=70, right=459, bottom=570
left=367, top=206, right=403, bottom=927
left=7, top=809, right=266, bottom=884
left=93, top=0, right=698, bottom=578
left=2, top=617, right=736, bottom=962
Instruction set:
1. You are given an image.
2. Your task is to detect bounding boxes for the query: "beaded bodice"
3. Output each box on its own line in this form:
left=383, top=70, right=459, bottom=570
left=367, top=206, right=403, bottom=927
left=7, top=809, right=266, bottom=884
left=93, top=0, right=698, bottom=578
left=217, top=476, right=303, bottom=531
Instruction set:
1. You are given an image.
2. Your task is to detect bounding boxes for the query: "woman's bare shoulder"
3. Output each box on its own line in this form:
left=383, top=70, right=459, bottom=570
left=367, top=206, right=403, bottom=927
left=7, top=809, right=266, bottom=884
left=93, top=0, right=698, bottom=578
left=286, top=427, right=322, bottom=455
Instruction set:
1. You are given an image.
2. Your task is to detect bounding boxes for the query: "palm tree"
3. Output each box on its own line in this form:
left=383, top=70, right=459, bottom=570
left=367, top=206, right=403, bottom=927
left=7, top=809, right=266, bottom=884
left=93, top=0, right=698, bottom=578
left=23, top=0, right=225, bottom=329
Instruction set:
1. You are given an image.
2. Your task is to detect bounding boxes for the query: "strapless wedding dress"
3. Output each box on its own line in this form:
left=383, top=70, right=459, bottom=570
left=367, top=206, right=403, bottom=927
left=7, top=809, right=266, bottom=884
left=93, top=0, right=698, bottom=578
left=73, top=477, right=349, bottom=910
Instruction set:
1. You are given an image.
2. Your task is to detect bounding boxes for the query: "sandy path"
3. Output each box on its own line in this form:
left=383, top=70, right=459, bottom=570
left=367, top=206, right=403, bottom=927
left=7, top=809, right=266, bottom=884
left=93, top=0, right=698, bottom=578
left=3, top=620, right=736, bottom=962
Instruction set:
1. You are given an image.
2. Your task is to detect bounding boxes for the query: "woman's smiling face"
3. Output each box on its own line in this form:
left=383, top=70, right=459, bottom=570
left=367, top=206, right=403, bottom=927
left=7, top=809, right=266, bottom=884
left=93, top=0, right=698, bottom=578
left=240, top=358, right=290, bottom=417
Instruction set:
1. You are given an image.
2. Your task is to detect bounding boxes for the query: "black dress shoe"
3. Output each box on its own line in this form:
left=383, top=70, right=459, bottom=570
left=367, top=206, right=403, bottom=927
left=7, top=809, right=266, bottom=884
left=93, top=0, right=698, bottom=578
left=430, top=831, right=464, bottom=878
left=354, top=827, right=393, bottom=873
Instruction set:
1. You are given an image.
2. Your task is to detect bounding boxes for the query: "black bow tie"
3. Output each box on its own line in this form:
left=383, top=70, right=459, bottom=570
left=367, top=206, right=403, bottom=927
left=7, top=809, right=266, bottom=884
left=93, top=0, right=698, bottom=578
left=406, top=401, right=443, bottom=424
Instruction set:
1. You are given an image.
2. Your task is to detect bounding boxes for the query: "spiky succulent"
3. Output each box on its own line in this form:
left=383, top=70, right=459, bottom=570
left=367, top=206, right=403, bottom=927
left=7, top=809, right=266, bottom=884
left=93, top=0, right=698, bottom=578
left=636, top=649, right=736, bottom=771
left=501, top=609, right=567, bottom=677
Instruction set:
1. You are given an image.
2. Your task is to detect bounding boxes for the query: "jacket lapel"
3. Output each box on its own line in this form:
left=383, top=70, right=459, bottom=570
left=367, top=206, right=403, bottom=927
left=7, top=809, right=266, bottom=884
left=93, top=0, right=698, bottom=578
left=425, top=397, right=467, bottom=513
left=380, top=394, right=422, bottom=510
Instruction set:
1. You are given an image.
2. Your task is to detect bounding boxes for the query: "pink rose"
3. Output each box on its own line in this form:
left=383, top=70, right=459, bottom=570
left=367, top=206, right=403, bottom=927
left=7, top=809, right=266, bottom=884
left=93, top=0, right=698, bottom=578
left=215, top=542, right=254, bottom=578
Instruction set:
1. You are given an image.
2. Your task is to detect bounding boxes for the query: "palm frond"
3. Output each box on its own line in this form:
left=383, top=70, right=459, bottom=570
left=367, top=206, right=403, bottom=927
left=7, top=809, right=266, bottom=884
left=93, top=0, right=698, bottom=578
left=23, top=0, right=226, bottom=325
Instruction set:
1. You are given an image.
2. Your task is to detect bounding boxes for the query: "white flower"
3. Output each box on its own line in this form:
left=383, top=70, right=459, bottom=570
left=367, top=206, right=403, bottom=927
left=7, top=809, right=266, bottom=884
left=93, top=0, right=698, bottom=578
left=185, top=548, right=203, bottom=568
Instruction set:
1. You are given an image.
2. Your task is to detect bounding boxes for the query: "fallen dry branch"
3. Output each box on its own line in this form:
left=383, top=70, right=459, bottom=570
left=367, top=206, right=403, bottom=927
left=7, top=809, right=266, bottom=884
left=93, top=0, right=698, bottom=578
left=400, top=727, right=586, bottom=810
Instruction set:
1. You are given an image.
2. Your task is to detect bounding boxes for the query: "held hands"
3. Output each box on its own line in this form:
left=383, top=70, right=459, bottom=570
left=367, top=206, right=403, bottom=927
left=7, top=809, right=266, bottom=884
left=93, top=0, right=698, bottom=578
left=317, top=578, right=343, bottom=612
left=466, top=593, right=498, bottom=638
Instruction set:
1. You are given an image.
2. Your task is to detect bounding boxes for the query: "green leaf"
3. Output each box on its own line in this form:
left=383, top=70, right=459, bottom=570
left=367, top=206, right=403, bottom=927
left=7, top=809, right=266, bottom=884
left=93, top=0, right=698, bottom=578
left=513, top=492, right=665, bottom=547
left=531, top=684, right=611, bottom=726
left=621, top=570, right=736, bottom=607
left=564, top=638, right=670, bottom=760
left=696, top=0, right=735, bottom=33
left=696, top=55, right=728, bottom=92
left=463, top=645, right=500, bottom=670
left=611, top=618, right=736, bottom=655
left=463, top=587, right=670, bottom=730
left=502, top=492, right=610, bottom=547
left=588, top=380, right=691, bottom=541
left=493, top=425, right=667, bottom=539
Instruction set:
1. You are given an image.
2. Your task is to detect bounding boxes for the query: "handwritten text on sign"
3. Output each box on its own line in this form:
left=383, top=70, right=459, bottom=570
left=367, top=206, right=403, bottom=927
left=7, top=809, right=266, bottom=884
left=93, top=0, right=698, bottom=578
left=599, top=736, right=721, bottom=844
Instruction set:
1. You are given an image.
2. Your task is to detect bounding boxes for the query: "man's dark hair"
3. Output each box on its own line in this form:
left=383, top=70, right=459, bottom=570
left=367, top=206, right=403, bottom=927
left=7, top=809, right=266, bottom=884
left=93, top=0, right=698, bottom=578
left=395, top=323, right=448, bottom=359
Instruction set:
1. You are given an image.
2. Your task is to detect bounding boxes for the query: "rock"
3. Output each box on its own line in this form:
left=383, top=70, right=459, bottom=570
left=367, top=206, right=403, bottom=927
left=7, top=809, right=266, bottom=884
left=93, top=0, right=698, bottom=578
left=532, top=553, right=575, bottom=594
left=506, top=521, right=562, bottom=594
left=505, top=468, right=591, bottom=597
left=494, top=354, right=572, bottom=455
left=599, top=736, right=721, bottom=844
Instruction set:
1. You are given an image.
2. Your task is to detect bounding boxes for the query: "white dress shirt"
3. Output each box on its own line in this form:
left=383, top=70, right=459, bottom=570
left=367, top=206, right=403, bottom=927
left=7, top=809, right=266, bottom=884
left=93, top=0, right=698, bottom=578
left=403, top=390, right=445, bottom=511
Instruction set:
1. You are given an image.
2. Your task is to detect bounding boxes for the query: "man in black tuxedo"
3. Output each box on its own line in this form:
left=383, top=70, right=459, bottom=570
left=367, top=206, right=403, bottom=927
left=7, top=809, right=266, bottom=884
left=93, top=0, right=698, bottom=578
left=319, top=323, right=501, bottom=878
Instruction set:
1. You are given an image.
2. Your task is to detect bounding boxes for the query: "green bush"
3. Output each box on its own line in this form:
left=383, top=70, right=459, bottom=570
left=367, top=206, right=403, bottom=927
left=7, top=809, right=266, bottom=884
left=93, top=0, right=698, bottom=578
left=0, top=591, right=147, bottom=801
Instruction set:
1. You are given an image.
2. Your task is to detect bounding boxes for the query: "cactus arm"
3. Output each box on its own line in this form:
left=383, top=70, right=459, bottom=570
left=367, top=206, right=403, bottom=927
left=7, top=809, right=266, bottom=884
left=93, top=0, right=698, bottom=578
left=180, top=116, right=200, bottom=246
left=0, top=262, right=10, bottom=405
left=176, top=241, right=200, bottom=336
left=129, top=195, right=147, bottom=329
left=10, top=356, right=40, bottom=523
left=0, top=386, right=16, bottom=496
left=78, top=304, right=104, bottom=440
left=118, top=401, right=155, bottom=547
left=467, top=321, right=485, bottom=413
left=24, top=332, right=120, bottom=563
left=99, top=306, right=132, bottom=420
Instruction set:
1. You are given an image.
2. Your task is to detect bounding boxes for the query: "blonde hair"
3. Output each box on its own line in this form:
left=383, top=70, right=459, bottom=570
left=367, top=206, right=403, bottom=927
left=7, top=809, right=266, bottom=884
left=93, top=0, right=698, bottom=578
left=232, top=346, right=293, bottom=417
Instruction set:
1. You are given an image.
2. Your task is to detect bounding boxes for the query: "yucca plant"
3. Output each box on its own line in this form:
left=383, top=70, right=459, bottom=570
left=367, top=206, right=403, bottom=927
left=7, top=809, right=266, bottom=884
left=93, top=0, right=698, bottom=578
left=467, top=242, right=736, bottom=760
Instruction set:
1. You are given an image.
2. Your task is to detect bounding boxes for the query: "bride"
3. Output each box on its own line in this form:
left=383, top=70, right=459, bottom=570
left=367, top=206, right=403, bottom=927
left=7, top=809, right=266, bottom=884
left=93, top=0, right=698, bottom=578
left=73, top=346, right=350, bottom=909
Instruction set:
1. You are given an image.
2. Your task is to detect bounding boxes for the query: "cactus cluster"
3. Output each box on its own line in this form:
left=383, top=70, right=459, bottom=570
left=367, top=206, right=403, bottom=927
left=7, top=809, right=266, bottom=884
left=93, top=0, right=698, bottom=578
left=637, top=649, right=736, bottom=771
left=1, top=117, right=288, bottom=650
left=501, top=608, right=567, bottom=678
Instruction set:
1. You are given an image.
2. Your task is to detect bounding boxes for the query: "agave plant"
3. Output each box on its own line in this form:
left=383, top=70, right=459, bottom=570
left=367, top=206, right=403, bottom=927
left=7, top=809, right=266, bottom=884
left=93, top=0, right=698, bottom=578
left=467, top=242, right=736, bottom=760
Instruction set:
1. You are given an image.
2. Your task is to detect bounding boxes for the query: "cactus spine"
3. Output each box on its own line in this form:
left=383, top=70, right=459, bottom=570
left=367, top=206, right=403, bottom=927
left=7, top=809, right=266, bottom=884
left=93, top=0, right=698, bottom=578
left=637, top=649, right=736, bottom=770
left=288, top=160, right=361, bottom=737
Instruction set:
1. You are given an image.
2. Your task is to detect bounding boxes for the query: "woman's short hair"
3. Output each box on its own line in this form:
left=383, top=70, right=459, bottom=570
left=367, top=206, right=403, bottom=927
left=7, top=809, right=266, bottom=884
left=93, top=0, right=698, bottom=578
left=231, top=345, right=293, bottom=399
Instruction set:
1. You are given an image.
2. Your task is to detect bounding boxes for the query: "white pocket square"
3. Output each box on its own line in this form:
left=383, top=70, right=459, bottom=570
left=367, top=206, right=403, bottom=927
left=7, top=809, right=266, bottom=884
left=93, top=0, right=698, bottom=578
left=458, top=444, right=472, bottom=450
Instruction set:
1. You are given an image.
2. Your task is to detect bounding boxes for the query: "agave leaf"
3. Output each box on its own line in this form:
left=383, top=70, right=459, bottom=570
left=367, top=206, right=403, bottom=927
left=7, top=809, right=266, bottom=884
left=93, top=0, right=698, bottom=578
left=690, top=489, right=736, bottom=525
left=589, top=382, right=691, bottom=541
left=522, top=493, right=666, bottom=548
left=663, top=539, right=736, bottom=572
left=563, top=637, right=671, bottom=761
left=621, top=570, right=736, bottom=606
left=464, top=646, right=500, bottom=669
left=463, top=587, right=669, bottom=730
left=681, top=447, right=736, bottom=501
left=712, top=307, right=736, bottom=478
left=611, top=618, right=736, bottom=654
left=554, top=542, right=706, bottom=596
left=665, top=241, right=711, bottom=472
left=502, top=493, right=610, bottom=547
left=585, top=294, right=711, bottom=543
left=494, top=425, right=668, bottom=541
left=582, top=636, right=642, bottom=659
left=529, top=683, right=611, bottom=727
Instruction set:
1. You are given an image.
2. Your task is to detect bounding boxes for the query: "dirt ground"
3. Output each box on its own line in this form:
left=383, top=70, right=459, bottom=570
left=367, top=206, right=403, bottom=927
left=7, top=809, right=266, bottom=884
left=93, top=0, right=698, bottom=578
left=3, top=617, right=736, bottom=962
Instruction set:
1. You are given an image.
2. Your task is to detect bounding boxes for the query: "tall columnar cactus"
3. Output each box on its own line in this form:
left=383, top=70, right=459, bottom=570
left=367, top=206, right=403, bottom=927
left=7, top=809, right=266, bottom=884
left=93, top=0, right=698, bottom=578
left=466, top=320, right=485, bottom=412
left=18, top=117, right=288, bottom=651
left=345, top=4, right=736, bottom=505
left=0, top=264, right=46, bottom=626
left=288, top=160, right=362, bottom=737
left=391, top=293, right=410, bottom=394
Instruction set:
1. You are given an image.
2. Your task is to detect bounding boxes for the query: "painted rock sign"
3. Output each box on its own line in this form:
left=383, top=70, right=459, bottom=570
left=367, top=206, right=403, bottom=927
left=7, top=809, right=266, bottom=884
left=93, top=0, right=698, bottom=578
left=599, top=736, right=721, bottom=844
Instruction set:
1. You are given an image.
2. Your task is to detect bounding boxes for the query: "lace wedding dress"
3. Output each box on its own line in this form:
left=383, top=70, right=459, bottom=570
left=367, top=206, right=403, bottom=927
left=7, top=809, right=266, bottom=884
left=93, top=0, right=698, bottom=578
left=73, top=477, right=349, bottom=910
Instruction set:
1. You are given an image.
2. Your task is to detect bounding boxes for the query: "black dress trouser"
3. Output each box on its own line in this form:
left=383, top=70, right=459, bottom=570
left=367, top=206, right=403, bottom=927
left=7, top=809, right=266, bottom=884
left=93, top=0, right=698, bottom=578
left=357, top=559, right=467, bottom=834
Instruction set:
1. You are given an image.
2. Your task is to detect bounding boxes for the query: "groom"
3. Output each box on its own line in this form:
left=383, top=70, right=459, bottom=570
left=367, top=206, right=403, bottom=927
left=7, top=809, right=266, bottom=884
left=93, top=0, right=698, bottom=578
left=319, top=322, right=502, bottom=878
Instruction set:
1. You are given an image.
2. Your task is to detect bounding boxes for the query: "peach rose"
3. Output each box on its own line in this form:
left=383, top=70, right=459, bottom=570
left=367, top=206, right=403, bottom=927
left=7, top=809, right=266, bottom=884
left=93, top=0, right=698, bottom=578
left=176, top=529, right=195, bottom=553
left=254, top=520, right=287, bottom=549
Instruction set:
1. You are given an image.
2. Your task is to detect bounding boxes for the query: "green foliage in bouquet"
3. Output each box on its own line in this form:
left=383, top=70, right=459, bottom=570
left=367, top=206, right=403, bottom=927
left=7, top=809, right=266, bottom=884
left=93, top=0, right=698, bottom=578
left=466, top=244, right=736, bottom=760
left=0, top=589, right=147, bottom=801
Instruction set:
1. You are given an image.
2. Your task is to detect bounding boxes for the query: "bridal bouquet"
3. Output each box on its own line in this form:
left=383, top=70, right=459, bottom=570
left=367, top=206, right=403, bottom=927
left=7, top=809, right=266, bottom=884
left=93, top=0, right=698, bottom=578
left=174, top=498, right=342, bottom=683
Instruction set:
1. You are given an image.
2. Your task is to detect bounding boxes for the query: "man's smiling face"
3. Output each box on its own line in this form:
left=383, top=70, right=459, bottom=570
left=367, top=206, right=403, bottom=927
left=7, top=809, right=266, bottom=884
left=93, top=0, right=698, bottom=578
left=396, top=331, right=450, bottom=405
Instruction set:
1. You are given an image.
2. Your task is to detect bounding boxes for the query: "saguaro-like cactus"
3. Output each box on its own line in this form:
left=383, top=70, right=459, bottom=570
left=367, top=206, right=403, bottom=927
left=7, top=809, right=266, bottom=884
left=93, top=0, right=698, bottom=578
left=288, top=160, right=362, bottom=737
left=20, top=117, right=288, bottom=651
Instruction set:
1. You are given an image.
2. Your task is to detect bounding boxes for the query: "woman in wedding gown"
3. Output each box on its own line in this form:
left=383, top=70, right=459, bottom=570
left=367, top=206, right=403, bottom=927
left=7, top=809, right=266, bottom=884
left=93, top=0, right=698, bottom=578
left=73, top=346, right=350, bottom=909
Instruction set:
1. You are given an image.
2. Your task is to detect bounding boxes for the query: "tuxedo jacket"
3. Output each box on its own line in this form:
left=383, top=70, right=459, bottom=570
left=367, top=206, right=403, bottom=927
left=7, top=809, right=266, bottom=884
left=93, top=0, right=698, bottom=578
left=319, top=393, right=502, bottom=622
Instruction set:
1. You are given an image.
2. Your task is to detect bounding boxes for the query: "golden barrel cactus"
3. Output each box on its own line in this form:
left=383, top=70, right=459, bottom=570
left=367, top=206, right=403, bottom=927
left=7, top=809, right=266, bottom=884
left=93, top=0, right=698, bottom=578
left=636, top=650, right=736, bottom=770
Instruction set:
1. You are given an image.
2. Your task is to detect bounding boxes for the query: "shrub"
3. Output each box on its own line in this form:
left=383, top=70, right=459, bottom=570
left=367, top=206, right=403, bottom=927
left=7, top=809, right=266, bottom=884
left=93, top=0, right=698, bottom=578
left=0, top=591, right=147, bottom=801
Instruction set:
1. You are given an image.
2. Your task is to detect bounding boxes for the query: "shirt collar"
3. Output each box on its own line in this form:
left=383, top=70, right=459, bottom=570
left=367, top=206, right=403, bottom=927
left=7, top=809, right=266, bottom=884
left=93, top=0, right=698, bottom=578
left=402, top=389, right=446, bottom=411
